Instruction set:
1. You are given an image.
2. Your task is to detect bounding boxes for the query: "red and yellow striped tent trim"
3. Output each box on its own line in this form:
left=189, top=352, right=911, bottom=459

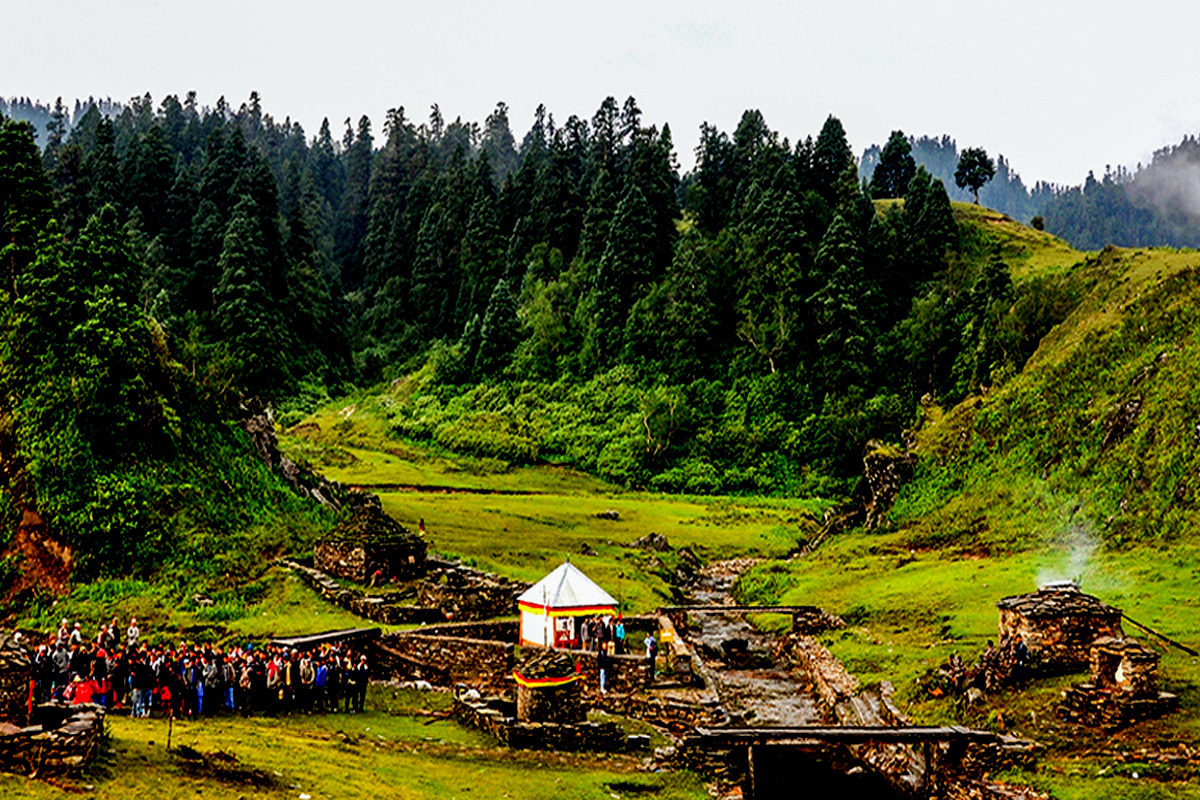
left=518, top=601, right=617, bottom=618
left=512, top=670, right=580, bottom=688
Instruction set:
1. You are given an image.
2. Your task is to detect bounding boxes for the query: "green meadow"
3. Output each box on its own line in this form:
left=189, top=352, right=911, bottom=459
left=1, top=687, right=705, bottom=800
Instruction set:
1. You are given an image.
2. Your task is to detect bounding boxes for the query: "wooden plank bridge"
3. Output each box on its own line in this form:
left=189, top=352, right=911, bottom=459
left=689, top=726, right=1005, bottom=800
left=693, top=724, right=1002, bottom=746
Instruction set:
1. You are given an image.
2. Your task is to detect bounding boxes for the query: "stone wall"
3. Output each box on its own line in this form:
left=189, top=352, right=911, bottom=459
left=995, top=588, right=1124, bottom=671
left=285, top=559, right=527, bottom=626
left=945, top=779, right=1050, bottom=800
left=409, top=621, right=519, bottom=642
left=656, top=615, right=695, bottom=683
left=517, top=681, right=585, bottom=724
left=378, top=629, right=514, bottom=692
left=595, top=692, right=727, bottom=735
left=0, top=703, right=105, bottom=777
left=784, top=634, right=860, bottom=714
left=1057, top=636, right=1178, bottom=728
left=454, top=695, right=627, bottom=752
left=0, top=638, right=31, bottom=727
left=416, top=566, right=526, bottom=622
left=283, top=560, right=446, bottom=625
left=1057, top=684, right=1179, bottom=728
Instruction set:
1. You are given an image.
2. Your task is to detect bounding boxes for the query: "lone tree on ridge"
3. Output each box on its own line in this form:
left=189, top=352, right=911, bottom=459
left=955, top=147, right=996, bottom=205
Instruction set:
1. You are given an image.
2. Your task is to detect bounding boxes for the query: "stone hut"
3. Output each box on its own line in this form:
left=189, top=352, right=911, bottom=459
left=315, top=493, right=426, bottom=584
left=1057, top=636, right=1178, bottom=727
left=513, top=650, right=585, bottom=725
left=996, top=583, right=1123, bottom=670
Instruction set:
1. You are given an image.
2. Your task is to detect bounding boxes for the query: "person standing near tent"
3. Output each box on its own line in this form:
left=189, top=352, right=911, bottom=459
left=645, top=632, right=658, bottom=684
left=614, top=616, right=626, bottom=655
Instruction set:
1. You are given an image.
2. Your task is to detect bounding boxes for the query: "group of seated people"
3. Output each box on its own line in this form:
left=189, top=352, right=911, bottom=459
left=28, top=619, right=372, bottom=718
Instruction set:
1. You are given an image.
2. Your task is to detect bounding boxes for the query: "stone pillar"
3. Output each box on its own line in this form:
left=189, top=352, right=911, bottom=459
left=516, top=680, right=585, bottom=724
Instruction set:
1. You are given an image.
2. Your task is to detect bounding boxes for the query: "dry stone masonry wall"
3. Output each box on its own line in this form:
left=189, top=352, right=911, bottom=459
left=0, top=703, right=105, bottom=777
left=1057, top=636, right=1179, bottom=728
left=378, top=625, right=516, bottom=692
left=454, top=694, right=627, bottom=752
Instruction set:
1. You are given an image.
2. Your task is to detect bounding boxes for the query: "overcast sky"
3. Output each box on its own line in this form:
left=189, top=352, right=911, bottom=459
left=4, top=0, right=1200, bottom=186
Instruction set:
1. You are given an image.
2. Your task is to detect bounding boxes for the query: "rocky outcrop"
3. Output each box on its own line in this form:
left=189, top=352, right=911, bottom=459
left=1101, top=396, right=1143, bottom=452
left=0, top=634, right=30, bottom=727
left=239, top=399, right=347, bottom=510
left=862, top=440, right=918, bottom=529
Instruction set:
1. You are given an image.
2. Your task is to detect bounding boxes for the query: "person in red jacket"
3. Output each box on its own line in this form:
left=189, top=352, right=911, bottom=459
left=65, top=675, right=98, bottom=705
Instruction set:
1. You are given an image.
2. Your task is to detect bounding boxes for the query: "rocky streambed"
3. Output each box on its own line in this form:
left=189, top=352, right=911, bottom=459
left=681, top=559, right=821, bottom=727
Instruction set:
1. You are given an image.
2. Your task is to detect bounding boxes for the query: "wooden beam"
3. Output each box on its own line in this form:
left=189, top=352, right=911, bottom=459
left=270, top=627, right=381, bottom=650
left=692, top=725, right=1002, bottom=746
left=1122, top=614, right=1200, bottom=656
left=659, top=605, right=826, bottom=615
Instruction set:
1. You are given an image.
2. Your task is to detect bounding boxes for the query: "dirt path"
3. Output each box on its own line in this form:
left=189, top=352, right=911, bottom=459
left=682, top=559, right=821, bottom=726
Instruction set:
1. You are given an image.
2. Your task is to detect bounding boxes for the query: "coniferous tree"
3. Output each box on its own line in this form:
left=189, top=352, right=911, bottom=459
left=86, top=116, right=121, bottom=211
left=812, top=115, right=852, bottom=205
left=335, top=116, right=373, bottom=286
left=127, top=124, right=174, bottom=238
left=213, top=194, right=289, bottom=396
left=582, top=184, right=656, bottom=367
left=474, top=278, right=520, bottom=376
left=457, top=182, right=506, bottom=325
left=578, top=169, right=617, bottom=263
left=810, top=215, right=875, bottom=391
left=481, top=102, right=519, bottom=185
left=1, top=117, right=55, bottom=296
left=409, top=202, right=457, bottom=338
left=42, top=97, right=68, bottom=175
left=870, top=130, right=916, bottom=200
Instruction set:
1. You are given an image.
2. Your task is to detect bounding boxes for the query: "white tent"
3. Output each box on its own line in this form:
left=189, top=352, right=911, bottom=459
left=517, top=560, right=618, bottom=647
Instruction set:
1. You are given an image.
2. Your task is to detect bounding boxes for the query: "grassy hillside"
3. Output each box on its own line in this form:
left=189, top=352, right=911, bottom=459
left=734, top=212, right=1200, bottom=797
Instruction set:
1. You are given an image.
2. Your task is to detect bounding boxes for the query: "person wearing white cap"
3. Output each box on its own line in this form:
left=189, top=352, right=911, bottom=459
left=127, top=618, right=140, bottom=649
left=69, top=622, right=83, bottom=647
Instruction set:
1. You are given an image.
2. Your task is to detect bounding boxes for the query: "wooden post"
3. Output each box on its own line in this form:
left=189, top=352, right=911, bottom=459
left=923, top=740, right=937, bottom=799
left=746, top=744, right=758, bottom=800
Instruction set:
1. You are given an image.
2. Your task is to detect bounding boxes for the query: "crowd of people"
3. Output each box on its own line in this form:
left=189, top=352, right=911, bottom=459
left=572, top=614, right=627, bottom=654
left=28, top=617, right=373, bottom=719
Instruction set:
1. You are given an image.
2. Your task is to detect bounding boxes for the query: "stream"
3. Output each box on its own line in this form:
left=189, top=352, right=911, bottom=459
left=682, top=560, right=821, bottom=726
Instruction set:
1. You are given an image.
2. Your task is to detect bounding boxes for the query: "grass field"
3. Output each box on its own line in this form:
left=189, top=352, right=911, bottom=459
left=281, top=408, right=828, bottom=612
left=1, top=687, right=706, bottom=800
